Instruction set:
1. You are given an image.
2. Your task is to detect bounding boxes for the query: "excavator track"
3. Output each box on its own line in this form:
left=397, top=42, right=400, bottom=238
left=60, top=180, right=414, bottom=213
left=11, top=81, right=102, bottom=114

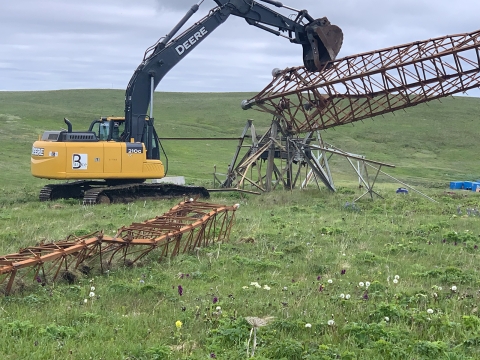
left=40, top=181, right=209, bottom=205
left=82, top=183, right=210, bottom=205
left=39, top=180, right=96, bottom=202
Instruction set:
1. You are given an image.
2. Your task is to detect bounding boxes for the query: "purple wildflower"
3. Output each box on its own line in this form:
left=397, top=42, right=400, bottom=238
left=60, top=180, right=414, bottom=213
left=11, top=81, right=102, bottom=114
left=363, top=291, right=369, bottom=300
left=442, top=239, right=446, bottom=243
left=317, top=276, right=322, bottom=281
left=180, top=273, right=184, bottom=279
left=475, top=245, right=478, bottom=250
left=341, top=269, right=346, bottom=275
left=178, top=285, right=183, bottom=296
left=210, top=353, right=216, bottom=358
left=36, top=276, right=42, bottom=283
left=213, top=297, right=218, bottom=304
left=319, top=285, right=324, bottom=292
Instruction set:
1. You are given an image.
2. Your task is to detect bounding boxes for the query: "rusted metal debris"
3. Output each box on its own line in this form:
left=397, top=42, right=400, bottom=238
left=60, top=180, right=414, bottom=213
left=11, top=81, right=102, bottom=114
left=243, top=29, right=480, bottom=134
left=0, top=200, right=238, bottom=295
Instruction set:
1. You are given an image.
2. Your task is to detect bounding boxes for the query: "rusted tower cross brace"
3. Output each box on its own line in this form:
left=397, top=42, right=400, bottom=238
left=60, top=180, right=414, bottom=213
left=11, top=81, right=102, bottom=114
left=243, top=29, right=480, bottom=133
left=0, top=201, right=238, bottom=295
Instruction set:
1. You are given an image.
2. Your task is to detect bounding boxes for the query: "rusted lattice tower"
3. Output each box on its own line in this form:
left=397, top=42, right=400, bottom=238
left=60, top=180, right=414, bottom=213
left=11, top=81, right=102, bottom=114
left=220, top=29, right=480, bottom=196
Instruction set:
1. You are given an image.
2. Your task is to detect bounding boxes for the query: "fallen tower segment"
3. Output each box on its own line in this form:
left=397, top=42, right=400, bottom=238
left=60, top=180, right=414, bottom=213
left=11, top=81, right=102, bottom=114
left=0, top=200, right=238, bottom=296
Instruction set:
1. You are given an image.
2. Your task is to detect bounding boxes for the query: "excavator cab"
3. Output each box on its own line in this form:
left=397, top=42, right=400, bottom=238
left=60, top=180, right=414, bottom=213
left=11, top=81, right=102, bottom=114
left=88, top=117, right=126, bottom=141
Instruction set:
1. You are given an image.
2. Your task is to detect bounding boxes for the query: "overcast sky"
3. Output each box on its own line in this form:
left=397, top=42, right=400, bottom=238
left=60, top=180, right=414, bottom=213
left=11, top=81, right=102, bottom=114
left=2, top=0, right=480, bottom=94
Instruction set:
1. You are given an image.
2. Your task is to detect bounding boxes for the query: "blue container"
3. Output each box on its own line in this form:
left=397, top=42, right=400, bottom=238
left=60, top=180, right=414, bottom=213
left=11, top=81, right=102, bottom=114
left=464, top=181, right=473, bottom=190
left=472, top=182, right=480, bottom=192
left=450, top=181, right=464, bottom=190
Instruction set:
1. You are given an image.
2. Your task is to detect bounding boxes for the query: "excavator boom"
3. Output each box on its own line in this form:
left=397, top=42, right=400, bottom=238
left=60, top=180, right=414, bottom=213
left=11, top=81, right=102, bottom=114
left=124, top=0, right=343, bottom=143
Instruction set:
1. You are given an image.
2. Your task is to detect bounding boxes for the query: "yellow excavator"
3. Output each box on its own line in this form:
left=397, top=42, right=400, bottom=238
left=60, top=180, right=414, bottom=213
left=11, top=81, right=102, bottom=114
left=31, top=0, right=343, bottom=204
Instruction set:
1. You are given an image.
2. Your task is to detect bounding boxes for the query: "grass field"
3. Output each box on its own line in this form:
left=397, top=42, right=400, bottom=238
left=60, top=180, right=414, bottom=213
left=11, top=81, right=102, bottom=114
left=1, top=90, right=480, bottom=359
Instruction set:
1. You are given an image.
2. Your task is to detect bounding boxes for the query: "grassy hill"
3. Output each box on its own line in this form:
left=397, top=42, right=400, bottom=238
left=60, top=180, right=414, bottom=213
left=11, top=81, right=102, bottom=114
left=1, top=90, right=479, bottom=189
left=1, top=90, right=480, bottom=359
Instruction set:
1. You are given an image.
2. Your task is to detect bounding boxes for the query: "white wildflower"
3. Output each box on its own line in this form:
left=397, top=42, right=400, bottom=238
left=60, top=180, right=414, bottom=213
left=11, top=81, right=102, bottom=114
left=393, top=279, right=399, bottom=284
left=365, top=281, right=371, bottom=288
left=394, top=275, right=400, bottom=280
left=384, top=316, right=389, bottom=322
left=283, top=286, right=288, bottom=291
left=263, top=285, right=271, bottom=291
left=327, top=279, right=333, bottom=284
left=359, top=282, right=365, bottom=287
left=327, top=319, right=335, bottom=326
left=345, top=294, right=351, bottom=300
left=438, top=286, right=443, bottom=291
left=451, top=285, right=457, bottom=292
left=339, top=293, right=345, bottom=299
left=242, top=286, right=249, bottom=289
left=305, top=323, right=312, bottom=328
left=427, top=309, right=434, bottom=314
left=89, top=291, right=95, bottom=298
left=90, top=286, right=95, bottom=291
left=216, top=306, right=222, bottom=311
left=83, top=299, right=88, bottom=304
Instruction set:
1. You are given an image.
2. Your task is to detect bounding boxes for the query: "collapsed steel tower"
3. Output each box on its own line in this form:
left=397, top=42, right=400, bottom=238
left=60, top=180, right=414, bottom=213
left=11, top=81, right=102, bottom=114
left=221, top=30, right=480, bottom=195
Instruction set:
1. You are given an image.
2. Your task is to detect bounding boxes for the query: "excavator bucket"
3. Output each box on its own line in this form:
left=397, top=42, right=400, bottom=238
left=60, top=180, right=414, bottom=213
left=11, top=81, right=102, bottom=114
left=303, top=17, right=344, bottom=72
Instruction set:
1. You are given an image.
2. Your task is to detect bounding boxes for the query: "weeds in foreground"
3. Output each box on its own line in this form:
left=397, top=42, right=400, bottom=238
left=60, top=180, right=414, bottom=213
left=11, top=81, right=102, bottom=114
left=1, top=189, right=480, bottom=359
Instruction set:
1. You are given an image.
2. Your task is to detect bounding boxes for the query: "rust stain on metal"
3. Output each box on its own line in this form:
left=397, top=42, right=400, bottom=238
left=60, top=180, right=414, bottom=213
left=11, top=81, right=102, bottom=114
left=246, top=30, right=480, bottom=134
left=0, top=200, right=238, bottom=295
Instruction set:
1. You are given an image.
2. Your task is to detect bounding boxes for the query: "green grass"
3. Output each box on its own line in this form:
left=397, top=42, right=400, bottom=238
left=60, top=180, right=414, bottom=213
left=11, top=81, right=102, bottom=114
left=1, top=90, right=480, bottom=359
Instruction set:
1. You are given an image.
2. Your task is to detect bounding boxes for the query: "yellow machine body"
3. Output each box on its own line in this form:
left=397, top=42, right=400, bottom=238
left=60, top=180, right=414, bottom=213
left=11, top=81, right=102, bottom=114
left=31, top=141, right=164, bottom=180
left=31, top=117, right=165, bottom=181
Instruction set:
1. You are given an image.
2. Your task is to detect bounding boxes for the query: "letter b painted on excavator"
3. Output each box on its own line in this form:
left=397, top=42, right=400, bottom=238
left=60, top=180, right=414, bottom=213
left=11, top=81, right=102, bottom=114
left=72, top=154, right=88, bottom=170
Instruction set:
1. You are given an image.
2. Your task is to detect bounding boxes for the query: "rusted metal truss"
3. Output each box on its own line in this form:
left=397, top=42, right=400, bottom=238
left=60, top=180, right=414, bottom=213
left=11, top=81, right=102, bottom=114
left=0, top=200, right=237, bottom=295
left=244, top=29, right=480, bottom=134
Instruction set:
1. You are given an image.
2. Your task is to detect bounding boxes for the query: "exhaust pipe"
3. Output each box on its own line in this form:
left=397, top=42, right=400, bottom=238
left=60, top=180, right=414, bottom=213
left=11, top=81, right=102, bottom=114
left=63, top=118, right=73, bottom=133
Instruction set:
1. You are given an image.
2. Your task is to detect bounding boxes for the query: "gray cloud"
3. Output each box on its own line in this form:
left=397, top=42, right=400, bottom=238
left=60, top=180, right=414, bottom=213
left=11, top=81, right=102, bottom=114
left=1, top=0, right=480, bottom=96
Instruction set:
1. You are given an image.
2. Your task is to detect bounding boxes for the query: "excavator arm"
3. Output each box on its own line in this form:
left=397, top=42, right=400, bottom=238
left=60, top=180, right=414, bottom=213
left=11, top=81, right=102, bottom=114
left=123, top=0, right=343, bottom=144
